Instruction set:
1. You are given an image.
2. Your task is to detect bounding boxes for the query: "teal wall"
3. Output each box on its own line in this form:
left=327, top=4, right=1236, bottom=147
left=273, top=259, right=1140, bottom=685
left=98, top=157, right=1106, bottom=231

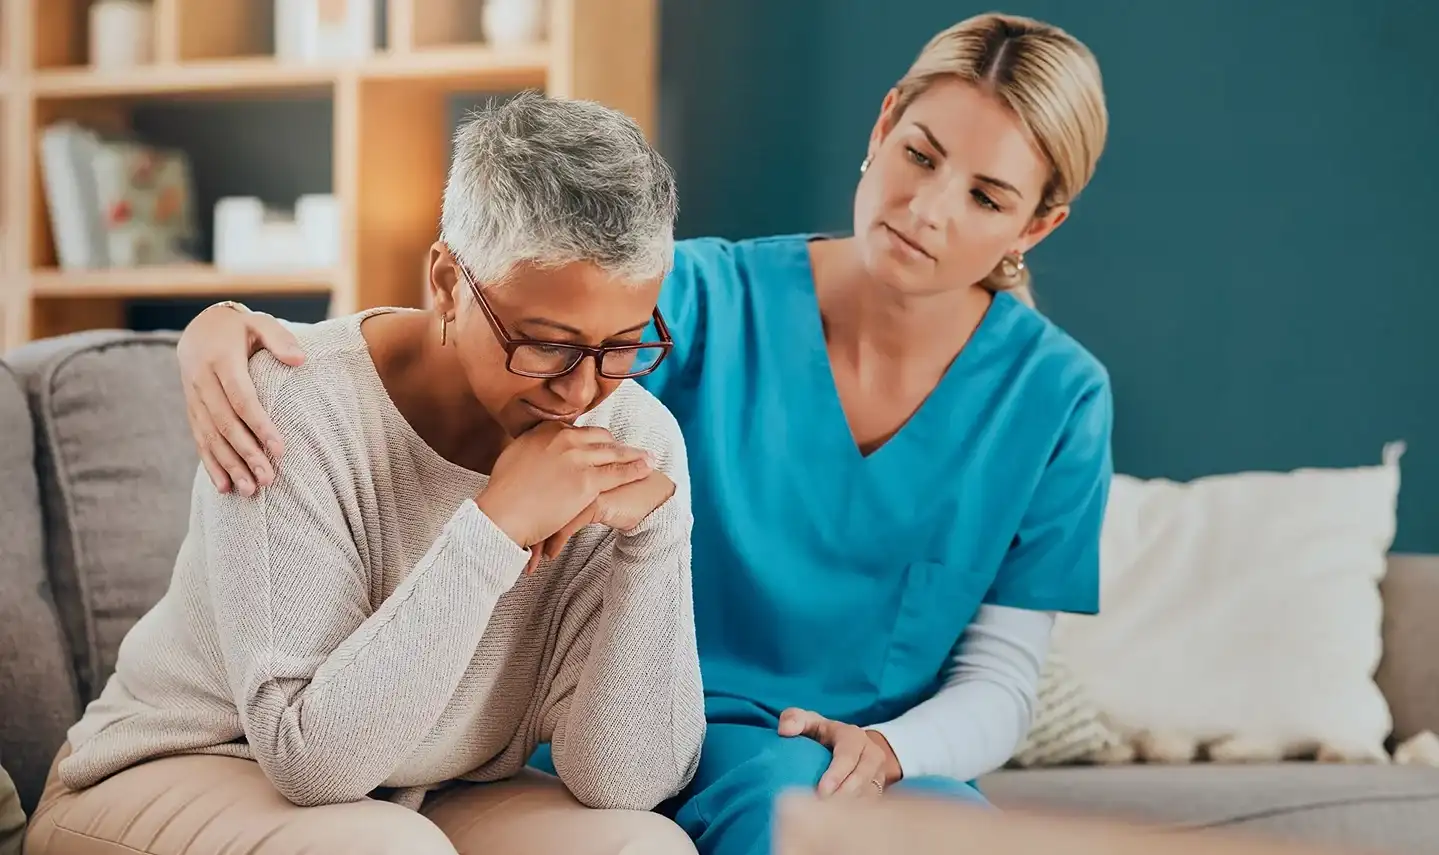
left=666, top=0, right=1439, bottom=553
left=126, top=1, right=1438, bottom=551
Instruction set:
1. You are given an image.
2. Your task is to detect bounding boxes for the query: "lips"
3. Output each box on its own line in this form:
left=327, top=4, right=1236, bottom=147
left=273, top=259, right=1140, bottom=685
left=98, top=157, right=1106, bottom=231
left=884, top=223, right=933, bottom=260
left=523, top=401, right=580, bottom=422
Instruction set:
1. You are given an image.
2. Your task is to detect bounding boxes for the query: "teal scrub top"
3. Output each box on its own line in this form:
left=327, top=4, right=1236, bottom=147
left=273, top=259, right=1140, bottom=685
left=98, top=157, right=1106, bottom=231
left=638, top=233, right=1113, bottom=728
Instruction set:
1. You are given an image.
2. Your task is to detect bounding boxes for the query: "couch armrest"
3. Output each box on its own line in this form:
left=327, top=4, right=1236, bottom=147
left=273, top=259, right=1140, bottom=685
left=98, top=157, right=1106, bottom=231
left=1376, top=553, right=1439, bottom=743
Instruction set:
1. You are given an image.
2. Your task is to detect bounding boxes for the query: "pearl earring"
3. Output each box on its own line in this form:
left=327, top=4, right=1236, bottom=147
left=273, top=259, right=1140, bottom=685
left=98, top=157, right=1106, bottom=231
left=860, top=157, right=871, bottom=174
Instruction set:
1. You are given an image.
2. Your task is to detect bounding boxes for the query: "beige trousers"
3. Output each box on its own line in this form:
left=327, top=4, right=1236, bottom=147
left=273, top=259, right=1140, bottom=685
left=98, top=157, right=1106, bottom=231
left=25, top=746, right=696, bottom=855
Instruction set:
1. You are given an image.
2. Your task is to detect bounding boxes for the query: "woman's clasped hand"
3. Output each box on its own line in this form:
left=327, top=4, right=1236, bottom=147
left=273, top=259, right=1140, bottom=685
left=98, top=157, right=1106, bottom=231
left=477, top=420, right=677, bottom=574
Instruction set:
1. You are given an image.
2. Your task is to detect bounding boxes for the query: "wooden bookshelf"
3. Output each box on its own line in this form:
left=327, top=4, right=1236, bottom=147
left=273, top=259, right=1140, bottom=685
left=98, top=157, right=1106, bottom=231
left=0, top=0, right=660, bottom=351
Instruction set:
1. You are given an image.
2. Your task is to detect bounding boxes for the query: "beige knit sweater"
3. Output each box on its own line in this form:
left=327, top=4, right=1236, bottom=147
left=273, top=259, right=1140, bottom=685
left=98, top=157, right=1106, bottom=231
left=59, top=308, right=704, bottom=811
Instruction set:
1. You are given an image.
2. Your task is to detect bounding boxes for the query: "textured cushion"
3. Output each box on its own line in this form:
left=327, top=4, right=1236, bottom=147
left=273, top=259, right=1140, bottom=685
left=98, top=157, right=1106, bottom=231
left=1376, top=554, right=1439, bottom=743
left=1011, top=650, right=1126, bottom=767
left=6, top=330, right=195, bottom=704
left=980, top=764, right=1439, bottom=854
left=1062, top=450, right=1403, bottom=763
left=0, top=360, right=80, bottom=812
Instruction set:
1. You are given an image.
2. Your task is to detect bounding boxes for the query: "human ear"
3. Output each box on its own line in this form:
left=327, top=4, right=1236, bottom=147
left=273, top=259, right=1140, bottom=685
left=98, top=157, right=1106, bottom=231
left=865, top=88, right=904, bottom=162
left=1017, top=204, right=1070, bottom=254
left=427, top=242, right=461, bottom=317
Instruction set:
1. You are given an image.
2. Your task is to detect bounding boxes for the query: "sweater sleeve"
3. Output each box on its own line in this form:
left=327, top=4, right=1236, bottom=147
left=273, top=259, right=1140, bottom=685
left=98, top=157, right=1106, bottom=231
left=202, top=360, right=531, bottom=807
left=539, top=405, right=706, bottom=810
left=867, top=606, right=1054, bottom=782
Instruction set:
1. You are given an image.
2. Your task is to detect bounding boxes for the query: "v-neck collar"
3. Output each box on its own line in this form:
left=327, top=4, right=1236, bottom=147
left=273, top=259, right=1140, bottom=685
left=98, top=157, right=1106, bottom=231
left=778, top=234, right=1018, bottom=466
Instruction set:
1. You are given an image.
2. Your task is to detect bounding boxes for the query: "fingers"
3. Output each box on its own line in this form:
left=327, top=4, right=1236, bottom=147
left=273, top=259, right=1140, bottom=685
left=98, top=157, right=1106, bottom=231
left=818, top=730, right=866, bottom=796
left=588, top=457, right=655, bottom=493
left=778, top=708, right=828, bottom=739
left=215, top=368, right=279, bottom=485
left=523, top=544, right=542, bottom=576
left=545, top=501, right=597, bottom=559
left=194, top=375, right=264, bottom=496
left=571, top=442, right=652, bottom=469
left=188, top=401, right=231, bottom=493
left=252, top=315, right=307, bottom=367
left=835, top=740, right=887, bottom=797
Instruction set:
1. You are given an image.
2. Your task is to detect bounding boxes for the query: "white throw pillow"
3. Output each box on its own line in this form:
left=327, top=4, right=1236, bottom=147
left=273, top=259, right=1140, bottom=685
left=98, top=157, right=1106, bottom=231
left=1052, top=443, right=1405, bottom=764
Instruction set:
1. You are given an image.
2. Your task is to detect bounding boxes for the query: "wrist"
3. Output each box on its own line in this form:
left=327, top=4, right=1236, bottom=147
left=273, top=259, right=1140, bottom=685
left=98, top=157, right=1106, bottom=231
left=865, top=730, right=904, bottom=784
left=473, top=489, right=531, bottom=549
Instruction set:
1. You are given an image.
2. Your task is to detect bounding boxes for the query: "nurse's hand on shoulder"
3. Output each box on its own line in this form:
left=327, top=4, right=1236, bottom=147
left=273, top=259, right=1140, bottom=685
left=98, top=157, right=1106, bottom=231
left=779, top=708, right=903, bottom=797
left=177, top=303, right=306, bottom=497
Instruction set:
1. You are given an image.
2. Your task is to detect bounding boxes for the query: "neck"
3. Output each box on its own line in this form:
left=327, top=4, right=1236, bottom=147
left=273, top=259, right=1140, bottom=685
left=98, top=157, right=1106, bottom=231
left=364, top=311, right=509, bottom=474
left=813, top=238, right=992, bottom=370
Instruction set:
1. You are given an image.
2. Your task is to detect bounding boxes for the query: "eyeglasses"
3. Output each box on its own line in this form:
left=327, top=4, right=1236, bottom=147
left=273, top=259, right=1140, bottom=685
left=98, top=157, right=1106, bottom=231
left=457, top=258, right=673, bottom=380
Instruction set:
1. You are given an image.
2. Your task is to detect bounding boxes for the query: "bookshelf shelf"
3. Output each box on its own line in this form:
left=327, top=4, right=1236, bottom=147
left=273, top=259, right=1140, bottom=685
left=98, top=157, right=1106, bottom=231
left=31, top=47, right=552, bottom=100
left=0, top=0, right=659, bottom=351
left=29, top=264, right=339, bottom=299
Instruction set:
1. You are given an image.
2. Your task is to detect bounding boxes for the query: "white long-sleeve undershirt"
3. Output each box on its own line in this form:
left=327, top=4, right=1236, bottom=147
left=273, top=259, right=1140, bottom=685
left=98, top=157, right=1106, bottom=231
left=868, top=605, right=1054, bottom=783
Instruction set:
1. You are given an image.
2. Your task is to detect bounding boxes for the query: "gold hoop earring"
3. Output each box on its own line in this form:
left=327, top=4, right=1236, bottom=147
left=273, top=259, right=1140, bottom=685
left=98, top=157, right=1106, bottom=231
left=860, top=157, right=871, bottom=174
left=439, top=314, right=450, bottom=346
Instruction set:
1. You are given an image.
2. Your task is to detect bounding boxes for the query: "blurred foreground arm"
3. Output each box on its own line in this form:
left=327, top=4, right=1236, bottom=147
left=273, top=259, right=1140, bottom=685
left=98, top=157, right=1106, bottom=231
left=775, top=792, right=1374, bottom=855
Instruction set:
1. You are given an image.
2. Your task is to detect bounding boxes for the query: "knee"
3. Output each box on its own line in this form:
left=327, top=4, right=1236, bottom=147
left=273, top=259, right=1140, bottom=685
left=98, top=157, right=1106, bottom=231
left=333, top=802, right=460, bottom=854
left=892, top=776, right=992, bottom=808
left=607, top=810, right=698, bottom=855
left=744, top=737, right=834, bottom=796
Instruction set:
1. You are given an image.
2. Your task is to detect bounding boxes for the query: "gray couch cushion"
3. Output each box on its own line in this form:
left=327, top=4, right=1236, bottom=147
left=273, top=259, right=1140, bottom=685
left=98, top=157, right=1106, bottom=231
left=0, top=360, right=80, bottom=812
left=6, top=330, right=196, bottom=705
left=981, top=764, right=1439, bottom=854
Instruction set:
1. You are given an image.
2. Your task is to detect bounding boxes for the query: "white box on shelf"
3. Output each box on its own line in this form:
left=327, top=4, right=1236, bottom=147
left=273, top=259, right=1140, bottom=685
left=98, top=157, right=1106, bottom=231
left=275, top=0, right=378, bottom=63
left=90, top=0, right=155, bottom=70
left=214, top=194, right=340, bottom=273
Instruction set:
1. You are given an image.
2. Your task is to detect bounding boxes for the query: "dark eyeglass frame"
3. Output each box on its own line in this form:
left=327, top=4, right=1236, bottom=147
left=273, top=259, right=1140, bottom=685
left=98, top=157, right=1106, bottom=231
left=456, top=258, right=674, bottom=380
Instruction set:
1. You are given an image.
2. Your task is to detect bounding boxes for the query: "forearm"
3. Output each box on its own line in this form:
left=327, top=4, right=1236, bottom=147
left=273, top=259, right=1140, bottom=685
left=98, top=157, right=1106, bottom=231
left=869, top=606, right=1053, bottom=782
left=217, top=500, right=528, bottom=806
left=549, top=508, right=705, bottom=810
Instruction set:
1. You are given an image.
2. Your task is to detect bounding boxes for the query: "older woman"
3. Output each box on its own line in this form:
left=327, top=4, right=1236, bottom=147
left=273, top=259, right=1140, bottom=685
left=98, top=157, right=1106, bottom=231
left=168, top=12, right=1113, bottom=855
left=23, top=93, right=704, bottom=855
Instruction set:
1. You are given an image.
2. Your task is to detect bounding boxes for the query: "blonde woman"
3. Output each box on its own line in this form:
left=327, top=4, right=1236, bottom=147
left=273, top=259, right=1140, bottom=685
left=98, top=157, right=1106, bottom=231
left=174, top=13, right=1113, bottom=855
left=25, top=93, right=704, bottom=855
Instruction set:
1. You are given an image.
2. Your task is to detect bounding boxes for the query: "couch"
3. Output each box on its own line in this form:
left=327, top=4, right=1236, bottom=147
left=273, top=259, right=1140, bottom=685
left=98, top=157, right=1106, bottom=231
left=2, top=329, right=1438, bottom=852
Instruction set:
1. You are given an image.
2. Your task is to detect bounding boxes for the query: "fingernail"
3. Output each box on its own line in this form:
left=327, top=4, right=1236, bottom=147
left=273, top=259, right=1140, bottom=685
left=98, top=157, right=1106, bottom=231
left=237, top=479, right=253, bottom=494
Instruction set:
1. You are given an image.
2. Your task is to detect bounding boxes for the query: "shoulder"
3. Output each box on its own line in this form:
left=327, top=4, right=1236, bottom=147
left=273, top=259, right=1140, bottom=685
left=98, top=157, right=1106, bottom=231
left=668, top=233, right=811, bottom=292
left=997, top=295, right=1112, bottom=424
left=246, top=311, right=383, bottom=436
left=579, top=381, right=688, bottom=477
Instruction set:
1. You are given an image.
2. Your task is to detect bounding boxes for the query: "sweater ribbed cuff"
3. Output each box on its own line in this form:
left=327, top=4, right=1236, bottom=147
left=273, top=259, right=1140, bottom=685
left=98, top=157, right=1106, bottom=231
left=448, top=500, right=532, bottom=593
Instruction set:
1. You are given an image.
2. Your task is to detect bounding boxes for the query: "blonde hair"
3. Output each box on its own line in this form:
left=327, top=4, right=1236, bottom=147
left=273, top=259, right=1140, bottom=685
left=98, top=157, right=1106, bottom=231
left=891, top=13, right=1108, bottom=307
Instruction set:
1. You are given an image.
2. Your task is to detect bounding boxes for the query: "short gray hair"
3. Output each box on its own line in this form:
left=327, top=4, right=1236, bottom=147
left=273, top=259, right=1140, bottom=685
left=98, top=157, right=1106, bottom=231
left=440, top=91, right=678, bottom=288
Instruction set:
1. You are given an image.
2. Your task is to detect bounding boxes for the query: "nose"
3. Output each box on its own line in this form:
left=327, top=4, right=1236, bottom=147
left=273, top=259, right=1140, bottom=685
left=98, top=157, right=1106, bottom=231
left=907, top=180, right=950, bottom=230
left=547, top=354, right=601, bottom=409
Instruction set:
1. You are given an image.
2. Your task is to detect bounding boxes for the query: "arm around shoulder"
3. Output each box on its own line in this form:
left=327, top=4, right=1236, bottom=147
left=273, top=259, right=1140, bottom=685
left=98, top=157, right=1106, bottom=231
left=541, top=394, right=705, bottom=810
left=203, top=357, right=530, bottom=806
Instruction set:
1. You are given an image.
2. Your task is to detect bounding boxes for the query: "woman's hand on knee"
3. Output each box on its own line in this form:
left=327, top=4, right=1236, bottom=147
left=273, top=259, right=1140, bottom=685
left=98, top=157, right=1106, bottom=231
left=778, top=708, right=902, bottom=797
left=177, top=302, right=305, bottom=496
